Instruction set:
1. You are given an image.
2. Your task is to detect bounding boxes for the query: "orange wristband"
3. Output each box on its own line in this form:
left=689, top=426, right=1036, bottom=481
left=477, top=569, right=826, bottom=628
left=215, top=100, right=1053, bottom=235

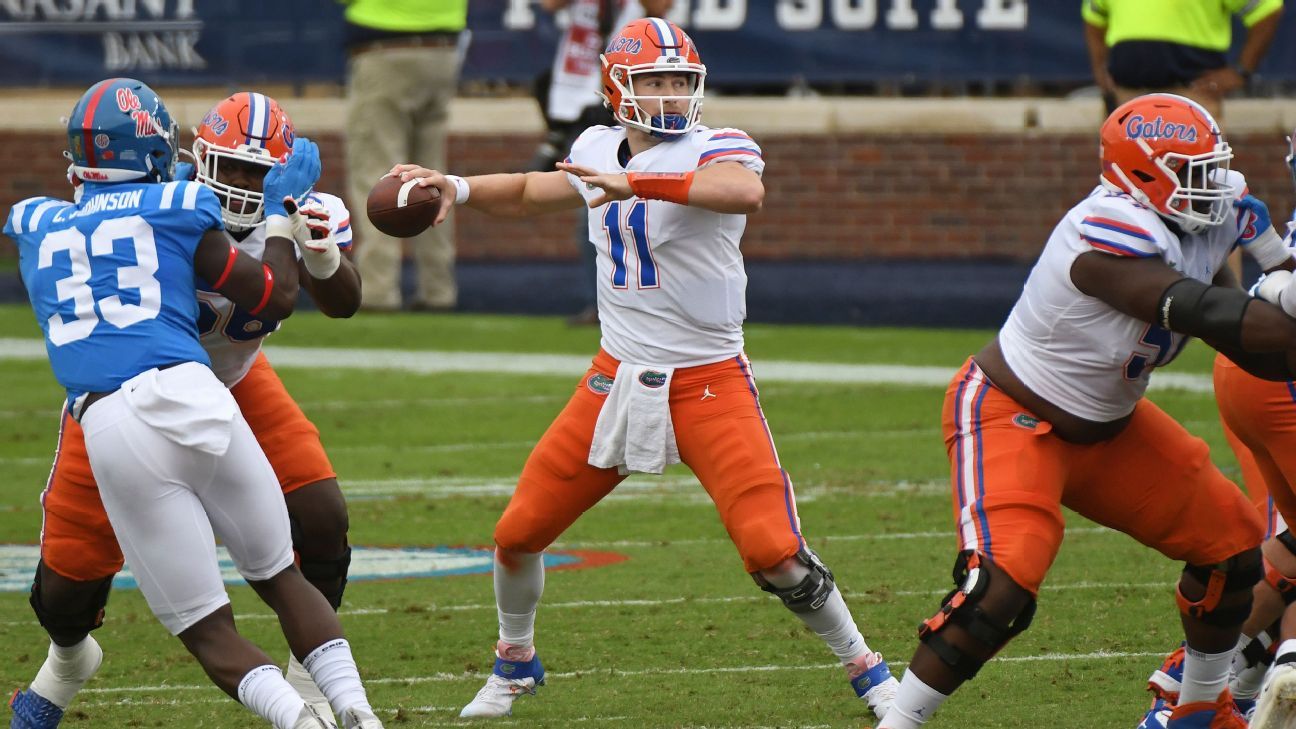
left=626, top=171, right=694, bottom=205
left=248, top=264, right=275, bottom=316
left=211, top=244, right=239, bottom=289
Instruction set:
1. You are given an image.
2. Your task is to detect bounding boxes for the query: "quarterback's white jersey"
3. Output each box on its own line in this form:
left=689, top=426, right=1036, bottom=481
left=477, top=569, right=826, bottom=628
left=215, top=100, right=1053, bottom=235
left=197, top=191, right=352, bottom=386
left=998, top=184, right=1245, bottom=422
left=565, top=124, right=764, bottom=366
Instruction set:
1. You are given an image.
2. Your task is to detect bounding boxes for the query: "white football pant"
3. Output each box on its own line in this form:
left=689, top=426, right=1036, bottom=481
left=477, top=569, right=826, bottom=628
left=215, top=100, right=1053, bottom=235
left=80, top=362, right=293, bottom=635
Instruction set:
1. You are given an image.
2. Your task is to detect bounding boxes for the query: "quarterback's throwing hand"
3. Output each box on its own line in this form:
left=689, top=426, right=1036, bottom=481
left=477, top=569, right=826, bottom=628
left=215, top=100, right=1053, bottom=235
left=556, top=162, right=632, bottom=208
left=391, top=164, right=455, bottom=225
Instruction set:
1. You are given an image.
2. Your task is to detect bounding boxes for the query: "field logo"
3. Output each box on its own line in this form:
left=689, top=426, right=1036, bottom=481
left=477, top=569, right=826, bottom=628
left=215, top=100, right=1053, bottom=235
left=0, top=545, right=625, bottom=592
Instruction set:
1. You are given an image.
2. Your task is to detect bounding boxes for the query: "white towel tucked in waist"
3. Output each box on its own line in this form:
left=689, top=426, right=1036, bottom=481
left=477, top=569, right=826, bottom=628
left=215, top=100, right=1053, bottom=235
left=588, top=362, right=679, bottom=475
left=122, top=362, right=236, bottom=456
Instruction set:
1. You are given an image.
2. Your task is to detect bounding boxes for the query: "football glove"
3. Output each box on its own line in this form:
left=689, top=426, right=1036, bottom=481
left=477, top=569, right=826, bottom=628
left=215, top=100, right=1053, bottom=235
left=263, top=137, right=321, bottom=217
left=291, top=200, right=341, bottom=279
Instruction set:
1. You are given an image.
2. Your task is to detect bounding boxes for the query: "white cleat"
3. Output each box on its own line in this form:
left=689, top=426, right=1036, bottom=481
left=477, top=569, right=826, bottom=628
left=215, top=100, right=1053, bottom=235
left=339, top=706, right=385, bottom=729
left=864, top=676, right=900, bottom=721
left=291, top=703, right=338, bottom=729
left=1251, top=662, right=1296, bottom=729
left=847, top=653, right=898, bottom=721
left=286, top=654, right=336, bottom=726
left=459, top=674, right=543, bottom=718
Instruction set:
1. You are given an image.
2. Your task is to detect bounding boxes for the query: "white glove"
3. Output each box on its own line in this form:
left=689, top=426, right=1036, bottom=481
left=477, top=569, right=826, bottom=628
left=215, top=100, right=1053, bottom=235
left=1256, top=269, right=1296, bottom=318
left=291, top=201, right=341, bottom=279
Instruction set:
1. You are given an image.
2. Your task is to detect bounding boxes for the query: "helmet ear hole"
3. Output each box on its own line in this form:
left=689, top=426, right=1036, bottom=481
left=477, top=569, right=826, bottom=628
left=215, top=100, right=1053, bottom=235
left=1132, top=169, right=1157, bottom=183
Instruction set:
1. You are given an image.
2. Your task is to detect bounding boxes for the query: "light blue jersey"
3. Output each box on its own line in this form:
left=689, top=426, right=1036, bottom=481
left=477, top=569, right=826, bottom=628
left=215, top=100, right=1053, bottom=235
left=5, top=180, right=224, bottom=409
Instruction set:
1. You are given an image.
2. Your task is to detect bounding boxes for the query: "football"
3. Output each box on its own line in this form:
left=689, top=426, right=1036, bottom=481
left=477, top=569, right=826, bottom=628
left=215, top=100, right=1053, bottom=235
left=365, top=174, right=442, bottom=238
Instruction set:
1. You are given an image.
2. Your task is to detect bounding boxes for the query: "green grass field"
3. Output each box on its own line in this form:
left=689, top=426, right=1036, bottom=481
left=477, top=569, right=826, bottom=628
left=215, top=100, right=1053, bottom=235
left=0, top=304, right=1246, bottom=728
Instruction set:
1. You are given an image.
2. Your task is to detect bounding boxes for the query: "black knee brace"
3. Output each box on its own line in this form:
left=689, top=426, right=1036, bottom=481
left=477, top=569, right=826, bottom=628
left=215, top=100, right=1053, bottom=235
left=918, top=551, right=1036, bottom=682
left=29, top=562, right=112, bottom=643
left=1178, top=549, right=1262, bottom=627
left=1264, top=531, right=1296, bottom=606
left=755, top=547, right=835, bottom=614
left=290, top=515, right=352, bottom=610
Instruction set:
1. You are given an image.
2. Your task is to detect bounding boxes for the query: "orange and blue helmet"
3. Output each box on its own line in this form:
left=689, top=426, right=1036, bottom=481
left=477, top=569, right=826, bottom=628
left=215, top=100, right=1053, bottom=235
left=599, top=17, right=706, bottom=138
left=193, top=92, right=296, bottom=230
left=65, top=78, right=178, bottom=184
left=1099, top=94, right=1233, bottom=233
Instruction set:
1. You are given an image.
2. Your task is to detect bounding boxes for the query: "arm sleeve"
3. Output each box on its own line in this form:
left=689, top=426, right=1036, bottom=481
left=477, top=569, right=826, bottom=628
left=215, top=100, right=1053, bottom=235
left=697, top=128, right=765, bottom=176
left=1077, top=199, right=1163, bottom=258
left=1233, top=0, right=1282, bottom=26
left=190, top=184, right=226, bottom=233
left=1081, top=0, right=1108, bottom=27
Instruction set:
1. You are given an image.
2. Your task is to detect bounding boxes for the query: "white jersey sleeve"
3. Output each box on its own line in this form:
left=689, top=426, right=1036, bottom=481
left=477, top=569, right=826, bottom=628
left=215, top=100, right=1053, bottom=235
left=696, top=127, right=764, bottom=176
left=303, top=191, right=353, bottom=251
left=997, top=186, right=1237, bottom=421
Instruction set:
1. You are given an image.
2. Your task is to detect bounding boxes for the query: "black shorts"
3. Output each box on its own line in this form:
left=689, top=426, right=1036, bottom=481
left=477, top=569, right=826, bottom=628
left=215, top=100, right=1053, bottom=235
left=1107, top=40, right=1227, bottom=88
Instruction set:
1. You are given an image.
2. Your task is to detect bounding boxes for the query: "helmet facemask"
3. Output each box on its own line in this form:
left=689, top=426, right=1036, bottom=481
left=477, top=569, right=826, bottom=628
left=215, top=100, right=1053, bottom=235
left=1158, top=141, right=1234, bottom=233
left=193, top=135, right=278, bottom=231
left=607, top=64, right=705, bottom=138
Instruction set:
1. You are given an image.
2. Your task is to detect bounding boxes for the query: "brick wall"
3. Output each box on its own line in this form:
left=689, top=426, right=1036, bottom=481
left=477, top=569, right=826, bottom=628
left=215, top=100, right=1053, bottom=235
left=4, top=130, right=1294, bottom=262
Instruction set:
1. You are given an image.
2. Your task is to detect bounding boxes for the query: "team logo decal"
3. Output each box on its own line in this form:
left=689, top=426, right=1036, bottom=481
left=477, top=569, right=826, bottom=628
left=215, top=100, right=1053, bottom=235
left=1012, top=413, right=1040, bottom=430
left=606, top=36, right=642, bottom=54
left=201, top=109, right=229, bottom=136
left=638, top=370, right=668, bottom=388
left=1124, top=115, right=1198, bottom=143
left=114, top=87, right=141, bottom=113
left=281, top=118, right=295, bottom=147
left=93, top=133, right=110, bottom=149
left=0, top=545, right=626, bottom=592
left=587, top=373, right=614, bottom=394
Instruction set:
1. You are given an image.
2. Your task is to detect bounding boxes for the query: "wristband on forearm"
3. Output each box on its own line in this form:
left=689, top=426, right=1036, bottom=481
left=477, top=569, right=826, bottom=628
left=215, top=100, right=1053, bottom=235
left=446, top=174, right=470, bottom=205
left=265, top=214, right=293, bottom=242
left=1243, top=227, right=1291, bottom=271
left=626, top=171, right=694, bottom=205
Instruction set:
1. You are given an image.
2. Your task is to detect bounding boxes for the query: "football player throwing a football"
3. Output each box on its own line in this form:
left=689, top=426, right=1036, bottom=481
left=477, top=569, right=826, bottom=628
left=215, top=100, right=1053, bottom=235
left=389, top=16, right=901, bottom=724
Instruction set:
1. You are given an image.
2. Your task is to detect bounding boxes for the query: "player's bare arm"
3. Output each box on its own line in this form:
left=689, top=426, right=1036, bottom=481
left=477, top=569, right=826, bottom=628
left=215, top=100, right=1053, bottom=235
left=301, top=254, right=361, bottom=318
left=1070, top=252, right=1296, bottom=353
left=194, top=227, right=299, bottom=321
left=390, top=164, right=583, bottom=222
left=556, top=159, right=763, bottom=214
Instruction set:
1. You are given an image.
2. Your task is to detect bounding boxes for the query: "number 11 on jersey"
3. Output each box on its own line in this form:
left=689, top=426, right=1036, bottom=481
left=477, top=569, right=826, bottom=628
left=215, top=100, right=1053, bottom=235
left=603, top=200, right=659, bottom=290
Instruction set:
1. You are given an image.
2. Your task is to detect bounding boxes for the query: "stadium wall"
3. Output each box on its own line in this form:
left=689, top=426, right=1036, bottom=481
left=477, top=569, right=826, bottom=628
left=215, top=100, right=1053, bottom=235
left=4, top=96, right=1296, bottom=325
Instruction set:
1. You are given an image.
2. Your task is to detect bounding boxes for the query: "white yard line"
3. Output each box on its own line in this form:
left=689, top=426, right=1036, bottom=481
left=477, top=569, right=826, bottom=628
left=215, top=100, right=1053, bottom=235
left=78, top=647, right=1166, bottom=699
left=0, top=338, right=1216, bottom=392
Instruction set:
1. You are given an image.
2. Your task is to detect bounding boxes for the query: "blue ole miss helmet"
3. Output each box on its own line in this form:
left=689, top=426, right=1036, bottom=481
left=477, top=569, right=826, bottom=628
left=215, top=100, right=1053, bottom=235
left=65, top=78, right=178, bottom=184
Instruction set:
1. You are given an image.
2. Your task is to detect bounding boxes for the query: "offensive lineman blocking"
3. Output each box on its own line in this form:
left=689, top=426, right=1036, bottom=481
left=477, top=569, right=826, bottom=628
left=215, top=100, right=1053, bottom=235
left=390, top=17, right=900, bottom=723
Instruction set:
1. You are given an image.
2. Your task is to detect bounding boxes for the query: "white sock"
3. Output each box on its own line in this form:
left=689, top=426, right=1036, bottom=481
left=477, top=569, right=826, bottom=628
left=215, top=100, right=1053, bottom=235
left=237, top=664, right=306, bottom=729
left=877, top=671, right=948, bottom=728
left=302, top=639, right=373, bottom=719
left=759, top=560, right=870, bottom=663
left=1277, top=638, right=1296, bottom=662
left=1231, top=632, right=1274, bottom=698
left=29, top=636, right=103, bottom=708
left=1179, top=645, right=1233, bottom=705
left=286, top=653, right=332, bottom=712
left=494, top=550, right=544, bottom=648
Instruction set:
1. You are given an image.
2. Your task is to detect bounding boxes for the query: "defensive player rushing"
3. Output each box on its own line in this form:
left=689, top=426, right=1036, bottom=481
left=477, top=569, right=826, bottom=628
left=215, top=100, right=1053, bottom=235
left=877, top=93, right=1296, bottom=729
left=7, top=91, right=363, bottom=729
left=389, top=17, right=900, bottom=722
left=1137, top=130, right=1296, bottom=729
left=3, top=79, right=381, bottom=729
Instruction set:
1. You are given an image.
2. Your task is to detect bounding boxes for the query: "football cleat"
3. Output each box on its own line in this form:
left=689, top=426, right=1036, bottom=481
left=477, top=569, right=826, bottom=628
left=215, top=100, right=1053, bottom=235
left=9, top=690, right=63, bottom=729
left=1251, top=661, right=1296, bottom=729
left=286, top=654, right=335, bottom=726
left=291, top=703, right=338, bottom=729
left=847, top=653, right=898, bottom=721
left=459, top=642, right=546, bottom=719
left=1165, top=689, right=1248, bottom=729
left=1149, top=644, right=1187, bottom=705
left=339, top=706, right=384, bottom=729
left=1138, top=699, right=1172, bottom=729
